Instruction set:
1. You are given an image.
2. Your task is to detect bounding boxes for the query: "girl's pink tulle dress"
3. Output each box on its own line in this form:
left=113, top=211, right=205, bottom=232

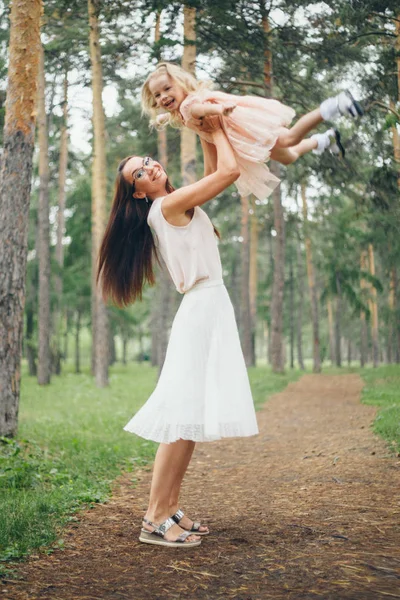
left=180, top=89, right=296, bottom=201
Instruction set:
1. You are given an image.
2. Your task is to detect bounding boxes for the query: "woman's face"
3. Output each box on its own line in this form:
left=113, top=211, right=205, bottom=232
left=122, top=156, right=168, bottom=200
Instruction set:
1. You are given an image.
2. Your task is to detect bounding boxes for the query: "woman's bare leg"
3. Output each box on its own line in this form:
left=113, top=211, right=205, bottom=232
left=275, top=108, right=323, bottom=149
left=270, top=137, right=318, bottom=165
left=168, top=443, right=209, bottom=533
left=144, top=439, right=200, bottom=542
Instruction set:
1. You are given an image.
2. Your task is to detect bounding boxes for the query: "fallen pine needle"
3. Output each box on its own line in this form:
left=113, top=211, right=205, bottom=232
left=167, top=565, right=219, bottom=578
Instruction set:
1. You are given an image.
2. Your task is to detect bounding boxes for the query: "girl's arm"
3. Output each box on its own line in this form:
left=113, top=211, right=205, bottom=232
left=162, top=129, right=239, bottom=219
left=200, top=138, right=217, bottom=177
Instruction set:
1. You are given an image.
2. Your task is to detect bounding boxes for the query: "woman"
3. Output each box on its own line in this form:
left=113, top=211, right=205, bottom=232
left=97, top=124, right=259, bottom=548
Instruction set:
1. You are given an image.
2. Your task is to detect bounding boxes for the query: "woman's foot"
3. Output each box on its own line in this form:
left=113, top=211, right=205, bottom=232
left=320, top=90, right=364, bottom=121
left=171, top=508, right=209, bottom=535
left=311, top=128, right=345, bottom=158
left=142, top=515, right=201, bottom=544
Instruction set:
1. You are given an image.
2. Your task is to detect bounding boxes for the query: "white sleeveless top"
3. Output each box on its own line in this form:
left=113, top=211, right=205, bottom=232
left=147, top=196, right=223, bottom=294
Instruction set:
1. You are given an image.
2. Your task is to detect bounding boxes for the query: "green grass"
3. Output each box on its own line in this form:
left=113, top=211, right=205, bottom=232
left=359, top=365, right=400, bottom=454
left=0, top=363, right=302, bottom=568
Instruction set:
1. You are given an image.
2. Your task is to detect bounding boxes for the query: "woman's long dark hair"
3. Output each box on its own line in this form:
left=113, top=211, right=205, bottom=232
left=97, top=156, right=170, bottom=307
left=97, top=156, right=220, bottom=307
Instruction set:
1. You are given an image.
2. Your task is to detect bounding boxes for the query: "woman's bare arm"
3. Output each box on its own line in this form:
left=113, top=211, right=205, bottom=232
left=162, top=129, right=239, bottom=218
left=200, top=137, right=217, bottom=177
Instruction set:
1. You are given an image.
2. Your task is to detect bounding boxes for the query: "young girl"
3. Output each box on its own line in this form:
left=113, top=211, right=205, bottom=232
left=97, top=124, right=258, bottom=548
left=141, top=62, right=363, bottom=201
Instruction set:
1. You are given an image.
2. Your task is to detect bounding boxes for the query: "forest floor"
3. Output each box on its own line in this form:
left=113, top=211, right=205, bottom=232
left=3, top=373, right=400, bottom=600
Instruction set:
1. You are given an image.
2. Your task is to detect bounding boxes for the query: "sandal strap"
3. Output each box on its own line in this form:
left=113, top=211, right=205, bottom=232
left=143, top=516, right=175, bottom=537
left=177, top=530, right=192, bottom=543
left=171, top=509, right=185, bottom=524
left=191, top=521, right=201, bottom=531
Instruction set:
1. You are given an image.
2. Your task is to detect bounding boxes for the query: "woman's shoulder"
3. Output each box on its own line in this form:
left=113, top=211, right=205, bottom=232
left=147, top=196, right=164, bottom=226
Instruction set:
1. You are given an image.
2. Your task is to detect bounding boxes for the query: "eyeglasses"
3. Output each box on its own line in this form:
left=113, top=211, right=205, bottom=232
left=133, top=156, right=153, bottom=181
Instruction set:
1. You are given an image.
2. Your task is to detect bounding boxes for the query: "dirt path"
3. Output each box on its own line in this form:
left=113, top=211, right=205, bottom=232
left=3, top=374, right=400, bottom=600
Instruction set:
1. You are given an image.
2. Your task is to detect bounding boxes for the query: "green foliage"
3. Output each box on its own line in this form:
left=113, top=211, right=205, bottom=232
left=361, top=365, right=400, bottom=453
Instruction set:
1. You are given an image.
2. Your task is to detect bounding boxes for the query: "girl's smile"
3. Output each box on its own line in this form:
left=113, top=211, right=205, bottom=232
left=149, top=73, right=186, bottom=112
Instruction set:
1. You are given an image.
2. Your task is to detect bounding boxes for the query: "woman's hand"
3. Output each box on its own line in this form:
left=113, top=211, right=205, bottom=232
left=199, top=114, right=222, bottom=133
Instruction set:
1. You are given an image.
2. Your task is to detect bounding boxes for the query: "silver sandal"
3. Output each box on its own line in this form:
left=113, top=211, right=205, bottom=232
left=171, top=509, right=210, bottom=536
left=139, top=517, right=202, bottom=548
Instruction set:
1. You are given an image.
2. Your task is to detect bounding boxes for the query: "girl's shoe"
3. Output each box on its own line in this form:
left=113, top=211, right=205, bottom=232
left=171, top=508, right=210, bottom=536
left=320, top=90, right=364, bottom=121
left=311, top=128, right=345, bottom=158
left=139, top=517, right=202, bottom=548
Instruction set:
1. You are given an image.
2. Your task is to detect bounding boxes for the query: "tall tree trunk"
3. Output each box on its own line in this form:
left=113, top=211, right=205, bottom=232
left=108, top=329, right=116, bottom=366
left=249, top=196, right=258, bottom=366
left=181, top=5, right=196, bottom=187
left=26, top=301, right=37, bottom=377
left=122, top=336, right=128, bottom=365
left=53, top=66, right=69, bottom=374
left=301, top=183, right=321, bottom=373
left=347, top=338, right=352, bottom=366
left=390, top=19, right=400, bottom=357
left=270, top=163, right=285, bottom=372
left=360, top=250, right=368, bottom=367
left=64, top=309, right=70, bottom=363
left=296, top=232, right=305, bottom=370
left=327, top=298, right=335, bottom=365
left=388, top=266, right=395, bottom=363
left=335, top=274, right=342, bottom=367
left=289, top=252, right=295, bottom=369
left=260, top=7, right=285, bottom=372
left=368, top=243, right=379, bottom=367
left=37, top=44, right=51, bottom=386
left=75, top=309, right=81, bottom=374
left=88, top=0, right=109, bottom=387
left=0, top=0, right=41, bottom=436
left=240, top=194, right=253, bottom=366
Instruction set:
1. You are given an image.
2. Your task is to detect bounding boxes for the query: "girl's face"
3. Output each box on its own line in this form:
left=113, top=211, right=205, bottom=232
left=148, top=73, right=186, bottom=112
left=122, top=156, right=168, bottom=200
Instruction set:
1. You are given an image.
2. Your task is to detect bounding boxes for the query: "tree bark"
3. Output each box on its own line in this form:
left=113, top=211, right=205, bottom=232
left=296, top=232, right=305, bottom=371
left=122, top=336, right=128, bottom=365
left=37, top=43, right=51, bottom=386
left=75, top=309, right=81, bottom=374
left=240, top=194, right=253, bottom=366
left=0, top=0, right=41, bottom=437
left=360, top=250, right=368, bottom=367
left=301, top=184, right=321, bottom=373
left=108, top=329, right=116, bottom=366
left=289, top=252, right=294, bottom=369
left=335, top=274, right=342, bottom=368
left=26, top=301, right=37, bottom=377
left=53, top=66, right=69, bottom=374
left=181, top=5, right=197, bottom=187
left=368, top=243, right=379, bottom=367
left=249, top=196, right=258, bottom=366
left=260, top=9, right=285, bottom=372
left=327, top=298, right=335, bottom=365
left=270, top=162, right=285, bottom=372
left=88, top=0, right=109, bottom=387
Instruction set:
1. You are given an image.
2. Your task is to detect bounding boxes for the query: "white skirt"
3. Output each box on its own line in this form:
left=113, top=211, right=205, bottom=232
left=123, top=279, right=259, bottom=444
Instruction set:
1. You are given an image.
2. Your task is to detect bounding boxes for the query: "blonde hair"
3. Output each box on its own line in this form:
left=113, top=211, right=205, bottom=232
left=141, top=62, right=211, bottom=129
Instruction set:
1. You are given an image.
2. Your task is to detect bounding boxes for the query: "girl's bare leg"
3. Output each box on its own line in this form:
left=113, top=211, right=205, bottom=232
left=169, top=443, right=209, bottom=533
left=275, top=108, right=323, bottom=149
left=270, top=137, right=318, bottom=165
left=144, top=439, right=200, bottom=542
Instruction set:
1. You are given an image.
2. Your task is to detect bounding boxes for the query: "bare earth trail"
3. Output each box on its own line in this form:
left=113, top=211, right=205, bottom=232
left=4, top=374, right=400, bottom=600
